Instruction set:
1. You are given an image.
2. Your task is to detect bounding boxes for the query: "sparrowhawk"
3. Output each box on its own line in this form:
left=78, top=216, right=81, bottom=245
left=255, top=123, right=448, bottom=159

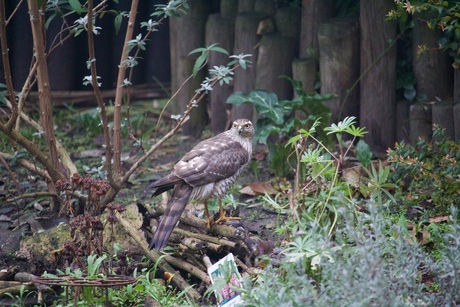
left=148, top=119, right=254, bottom=250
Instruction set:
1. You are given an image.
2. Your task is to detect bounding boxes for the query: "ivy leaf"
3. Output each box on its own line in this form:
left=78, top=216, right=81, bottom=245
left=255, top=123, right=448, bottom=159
left=226, top=91, right=249, bottom=106
left=227, top=90, right=284, bottom=125
left=256, top=123, right=276, bottom=145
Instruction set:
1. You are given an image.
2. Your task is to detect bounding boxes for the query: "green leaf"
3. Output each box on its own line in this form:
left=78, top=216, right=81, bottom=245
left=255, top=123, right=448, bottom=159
left=256, top=123, right=276, bottom=145
left=114, top=14, right=123, bottom=35
left=192, top=53, right=207, bottom=77
left=45, top=13, right=56, bottom=30
left=68, top=0, right=84, bottom=14
left=243, top=90, right=284, bottom=125
left=325, top=116, right=356, bottom=134
left=345, top=125, right=367, bottom=137
left=356, top=140, right=372, bottom=167
left=188, top=47, right=207, bottom=55
left=226, top=92, right=249, bottom=106
left=209, top=46, right=229, bottom=55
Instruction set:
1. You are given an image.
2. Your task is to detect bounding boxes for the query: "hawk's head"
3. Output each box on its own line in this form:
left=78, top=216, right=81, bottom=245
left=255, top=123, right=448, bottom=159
left=231, top=119, right=254, bottom=139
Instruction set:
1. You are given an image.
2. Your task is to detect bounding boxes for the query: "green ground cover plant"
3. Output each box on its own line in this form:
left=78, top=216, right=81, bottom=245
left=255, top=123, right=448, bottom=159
left=238, top=121, right=460, bottom=306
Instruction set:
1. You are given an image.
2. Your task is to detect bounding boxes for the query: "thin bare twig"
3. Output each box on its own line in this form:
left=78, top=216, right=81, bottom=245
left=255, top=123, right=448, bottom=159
left=112, top=0, right=139, bottom=178
left=5, top=0, right=24, bottom=25
left=0, top=0, right=19, bottom=129
left=87, top=0, right=115, bottom=187
left=7, top=192, right=58, bottom=204
left=0, top=155, right=22, bottom=194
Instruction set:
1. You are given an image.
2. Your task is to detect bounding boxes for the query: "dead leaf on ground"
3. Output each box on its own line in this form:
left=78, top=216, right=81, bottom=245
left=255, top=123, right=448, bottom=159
left=428, top=216, right=450, bottom=223
left=342, top=165, right=363, bottom=188
left=240, top=182, right=278, bottom=196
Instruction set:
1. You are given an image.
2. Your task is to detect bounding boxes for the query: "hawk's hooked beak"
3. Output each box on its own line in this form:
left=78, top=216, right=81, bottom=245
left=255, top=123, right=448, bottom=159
left=237, top=125, right=244, bottom=134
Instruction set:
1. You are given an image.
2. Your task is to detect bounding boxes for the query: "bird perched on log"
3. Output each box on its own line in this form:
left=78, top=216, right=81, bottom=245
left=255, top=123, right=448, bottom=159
left=148, top=119, right=254, bottom=250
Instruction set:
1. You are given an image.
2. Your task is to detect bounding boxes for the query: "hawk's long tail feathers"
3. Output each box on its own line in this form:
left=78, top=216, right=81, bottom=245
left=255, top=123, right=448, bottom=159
left=149, top=183, right=193, bottom=250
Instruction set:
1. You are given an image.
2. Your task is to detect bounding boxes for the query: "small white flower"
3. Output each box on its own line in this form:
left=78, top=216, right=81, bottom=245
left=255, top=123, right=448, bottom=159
left=82, top=75, right=102, bottom=87
left=121, top=78, right=132, bottom=87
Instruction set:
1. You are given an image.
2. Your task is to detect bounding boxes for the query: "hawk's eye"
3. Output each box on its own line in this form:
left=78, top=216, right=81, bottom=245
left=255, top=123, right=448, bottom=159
left=245, top=123, right=251, bottom=128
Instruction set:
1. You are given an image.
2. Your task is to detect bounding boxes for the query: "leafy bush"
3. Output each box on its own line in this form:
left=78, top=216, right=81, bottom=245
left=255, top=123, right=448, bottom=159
left=388, top=1, right=460, bottom=67
left=388, top=124, right=460, bottom=218
left=240, top=203, right=460, bottom=306
left=239, top=120, right=460, bottom=306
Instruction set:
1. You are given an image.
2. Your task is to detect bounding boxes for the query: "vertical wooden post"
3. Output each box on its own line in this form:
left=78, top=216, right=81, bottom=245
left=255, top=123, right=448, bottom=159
left=410, top=103, right=432, bottom=143
left=454, top=69, right=460, bottom=102
left=395, top=100, right=411, bottom=143
left=292, top=58, right=316, bottom=95
left=413, top=11, right=453, bottom=101
left=221, top=0, right=238, bottom=19
left=299, top=0, right=335, bottom=58
left=359, top=0, right=397, bottom=152
left=453, top=103, right=460, bottom=142
left=232, top=12, right=265, bottom=121
left=205, top=13, right=235, bottom=133
left=254, top=0, right=276, bottom=16
left=256, top=34, right=296, bottom=100
left=297, top=0, right=334, bottom=117
left=318, top=18, right=360, bottom=124
left=238, top=0, right=255, bottom=12
left=169, top=0, right=210, bottom=137
left=275, top=6, right=301, bottom=56
left=432, top=101, right=454, bottom=141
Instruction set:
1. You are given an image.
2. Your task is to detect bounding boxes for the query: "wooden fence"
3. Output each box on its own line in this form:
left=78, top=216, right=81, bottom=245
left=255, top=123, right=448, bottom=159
left=169, top=0, right=459, bottom=153
left=2, top=0, right=459, bottom=152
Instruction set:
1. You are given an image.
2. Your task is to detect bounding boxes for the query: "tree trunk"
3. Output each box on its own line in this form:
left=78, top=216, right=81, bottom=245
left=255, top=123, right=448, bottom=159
left=318, top=18, right=360, bottom=124
left=205, top=14, right=235, bottom=133
left=359, top=0, right=397, bottom=152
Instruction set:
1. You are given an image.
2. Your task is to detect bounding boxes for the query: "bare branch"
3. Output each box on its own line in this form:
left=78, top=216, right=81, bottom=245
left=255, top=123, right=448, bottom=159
left=6, top=192, right=58, bottom=204
left=27, top=0, right=61, bottom=174
left=0, top=0, right=19, bottom=129
left=5, top=0, right=24, bottom=26
left=112, top=0, right=139, bottom=177
left=0, top=152, right=50, bottom=180
left=87, top=0, right=115, bottom=187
